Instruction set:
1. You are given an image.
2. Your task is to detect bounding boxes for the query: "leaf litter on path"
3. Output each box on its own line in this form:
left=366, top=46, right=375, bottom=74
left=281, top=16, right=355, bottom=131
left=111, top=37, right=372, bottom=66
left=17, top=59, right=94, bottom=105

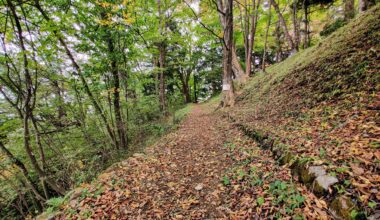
left=57, top=103, right=331, bottom=219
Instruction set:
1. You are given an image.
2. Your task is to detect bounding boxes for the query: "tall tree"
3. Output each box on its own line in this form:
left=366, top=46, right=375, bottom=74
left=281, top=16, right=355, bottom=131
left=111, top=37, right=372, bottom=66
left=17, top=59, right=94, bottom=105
left=101, top=11, right=128, bottom=149
left=262, top=0, right=272, bottom=71
left=217, top=0, right=235, bottom=107
left=157, top=0, right=168, bottom=114
left=246, top=0, right=262, bottom=76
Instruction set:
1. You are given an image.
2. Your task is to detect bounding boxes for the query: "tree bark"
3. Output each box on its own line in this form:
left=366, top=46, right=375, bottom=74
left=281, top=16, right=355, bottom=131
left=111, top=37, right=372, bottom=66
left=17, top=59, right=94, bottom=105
left=219, top=0, right=234, bottom=107
left=216, top=1, right=246, bottom=82
left=178, top=68, right=191, bottom=103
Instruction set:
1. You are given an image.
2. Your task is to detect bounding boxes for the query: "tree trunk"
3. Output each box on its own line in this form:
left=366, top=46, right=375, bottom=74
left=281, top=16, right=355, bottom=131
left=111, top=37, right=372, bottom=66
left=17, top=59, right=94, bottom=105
left=104, top=22, right=127, bottom=150
left=231, top=47, right=246, bottom=80
left=51, top=79, right=66, bottom=124
left=359, top=0, right=375, bottom=12
left=241, top=0, right=250, bottom=64
left=217, top=0, right=247, bottom=82
left=303, top=2, right=310, bottom=49
left=343, top=0, right=355, bottom=20
left=183, top=83, right=191, bottom=103
left=178, top=68, right=192, bottom=103
left=159, top=45, right=167, bottom=113
left=275, top=21, right=283, bottom=62
left=292, top=1, right=300, bottom=50
left=193, top=74, right=198, bottom=103
left=271, top=0, right=296, bottom=53
left=219, top=0, right=234, bottom=107
left=158, top=0, right=168, bottom=114
left=262, top=0, right=272, bottom=71
left=246, top=0, right=261, bottom=76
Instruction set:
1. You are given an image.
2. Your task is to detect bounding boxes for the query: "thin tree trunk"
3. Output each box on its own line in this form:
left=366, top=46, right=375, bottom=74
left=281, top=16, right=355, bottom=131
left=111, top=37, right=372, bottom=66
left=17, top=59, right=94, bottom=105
left=275, top=21, right=283, bottom=62
left=51, top=79, right=66, bottom=123
left=231, top=47, right=246, bottom=80
left=193, top=74, right=198, bottom=103
left=104, top=27, right=127, bottom=150
left=246, top=0, right=261, bottom=76
left=292, top=1, right=300, bottom=50
left=271, top=0, right=296, bottom=53
left=158, top=0, right=168, bottom=114
left=262, top=0, right=272, bottom=71
left=344, top=0, right=355, bottom=20
left=303, top=2, right=310, bottom=49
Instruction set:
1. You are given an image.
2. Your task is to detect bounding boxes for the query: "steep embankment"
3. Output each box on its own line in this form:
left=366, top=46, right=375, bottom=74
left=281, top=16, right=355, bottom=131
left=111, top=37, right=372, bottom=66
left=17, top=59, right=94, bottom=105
left=230, top=5, right=379, bottom=219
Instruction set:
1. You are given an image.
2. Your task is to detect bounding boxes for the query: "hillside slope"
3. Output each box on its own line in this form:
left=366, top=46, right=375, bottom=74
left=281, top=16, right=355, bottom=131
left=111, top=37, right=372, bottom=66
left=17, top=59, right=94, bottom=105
left=230, top=4, right=379, bottom=217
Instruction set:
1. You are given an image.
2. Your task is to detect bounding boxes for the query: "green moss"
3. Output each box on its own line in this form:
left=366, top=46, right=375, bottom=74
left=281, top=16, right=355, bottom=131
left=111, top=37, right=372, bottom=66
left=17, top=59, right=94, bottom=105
left=279, top=151, right=294, bottom=166
left=330, top=196, right=365, bottom=220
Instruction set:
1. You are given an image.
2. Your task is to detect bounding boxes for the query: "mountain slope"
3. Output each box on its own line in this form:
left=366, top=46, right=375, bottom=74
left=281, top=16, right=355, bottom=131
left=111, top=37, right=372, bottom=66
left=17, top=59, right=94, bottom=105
left=231, top=4, right=380, bottom=217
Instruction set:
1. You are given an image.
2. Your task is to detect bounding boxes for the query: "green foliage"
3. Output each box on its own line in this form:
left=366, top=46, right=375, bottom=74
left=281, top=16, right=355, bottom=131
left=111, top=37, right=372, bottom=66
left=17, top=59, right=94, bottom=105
left=320, top=19, right=347, bottom=37
left=268, top=180, right=305, bottom=215
left=46, top=197, right=65, bottom=213
left=222, top=175, right=231, bottom=186
left=368, top=201, right=377, bottom=209
left=257, top=197, right=265, bottom=206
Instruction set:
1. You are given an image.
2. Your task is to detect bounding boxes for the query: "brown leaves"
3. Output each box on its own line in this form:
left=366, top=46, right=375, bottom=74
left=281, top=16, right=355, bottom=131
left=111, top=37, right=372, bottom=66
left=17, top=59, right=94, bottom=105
left=350, top=163, right=364, bottom=176
left=58, top=105, right=238, bottom=219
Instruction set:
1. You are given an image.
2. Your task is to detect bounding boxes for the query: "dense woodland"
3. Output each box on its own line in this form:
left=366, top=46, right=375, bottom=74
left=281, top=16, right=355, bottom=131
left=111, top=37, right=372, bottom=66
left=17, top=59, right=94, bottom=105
left=0, top=0, right=377, bottom=218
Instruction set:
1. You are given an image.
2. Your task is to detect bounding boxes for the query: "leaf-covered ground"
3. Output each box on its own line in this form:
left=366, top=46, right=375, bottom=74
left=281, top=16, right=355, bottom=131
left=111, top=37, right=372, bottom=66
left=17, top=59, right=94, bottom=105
left=54, top=102, right=332, bottom=219
left=229, top=5, right=380, bottom=216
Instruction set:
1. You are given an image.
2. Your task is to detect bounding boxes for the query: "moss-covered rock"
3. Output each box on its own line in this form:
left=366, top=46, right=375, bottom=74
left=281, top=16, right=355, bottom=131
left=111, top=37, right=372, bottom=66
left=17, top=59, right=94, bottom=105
left=312, top=175, right=338, bottom=196
left=330, top=196, right=364, bottom=220
left=299, top=166, right=326, bottom=185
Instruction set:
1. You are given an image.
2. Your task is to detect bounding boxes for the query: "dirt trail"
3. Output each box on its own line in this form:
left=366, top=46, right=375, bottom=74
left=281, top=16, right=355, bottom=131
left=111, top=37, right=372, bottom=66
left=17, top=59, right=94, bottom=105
left=59, top=103, right=327, bottom=219
left=60, top=104, right=235, bottom=219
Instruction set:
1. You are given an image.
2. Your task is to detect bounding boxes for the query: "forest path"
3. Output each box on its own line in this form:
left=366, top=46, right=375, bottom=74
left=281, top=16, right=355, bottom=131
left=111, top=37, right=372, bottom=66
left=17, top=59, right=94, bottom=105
left=58, top=102, right=324, bottom=219
left=60, top=102, right=238, bottom=219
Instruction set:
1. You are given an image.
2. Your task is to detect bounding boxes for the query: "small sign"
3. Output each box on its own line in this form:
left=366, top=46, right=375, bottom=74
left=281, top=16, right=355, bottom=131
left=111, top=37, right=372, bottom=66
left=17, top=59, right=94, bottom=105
left=223, top=84, right=231, bottom=91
